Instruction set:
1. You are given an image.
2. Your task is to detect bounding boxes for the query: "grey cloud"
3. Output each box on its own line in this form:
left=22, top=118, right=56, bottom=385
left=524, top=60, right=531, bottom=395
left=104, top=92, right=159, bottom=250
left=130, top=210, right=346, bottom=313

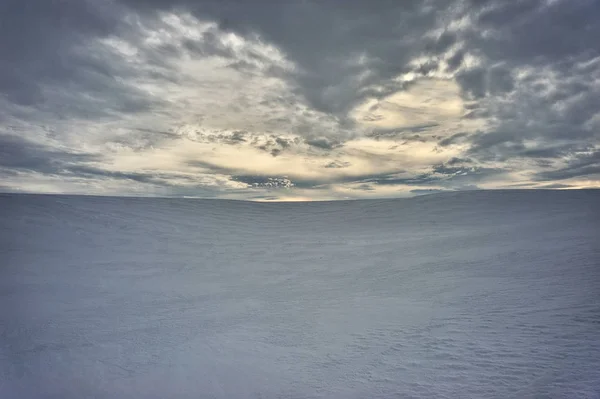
left=253, top=135, right=299, bottom=156
left=456, top=68, right=486, bottom=99
left=324, top=161, right=351, bottom=169
left=535, top=150, right=600, bottom=181
left=305, top=138, right=342, bottom=150
left=0, top=0, right=120, bottom=105
left=182, top=130, right=250, bottom=146
left=354, top=184, right=376, bottom=192
left=106, top=128, right=180, bottom=151
left=415, top=60, right=440, bottom=76
left=120, top=0, right=451, bottom=115
left=446, top=50, right=465, bottom=71
left=455, top=0, right=600, bottom=164
left=446, top=157, right=473, bottom=165
left=359, top=162, right=505, bottom=188
left=0, top=134, right=100, bottom=175
left=0, top=134, right=221, bottom=192
left=487, top=67, right=514, bottom=94
left=65, top=165, right=214, bottom=190
left=467, top=130, right=523, bottom=160
left=247, top=195, right=281, bottom=201
left=433, top=163, right=476, bottom=176
left=0, top=0, right=168, bottom=120
left=275, top=137, right=292, bottom=148
left=368, top=124, right=440, bottom=140
left=231, top=176, right=294, bottom=189
left=468, top=129, right=596, bottom=163
left=438, top=132, right=470, bottom=147
left=473, top=0, right=600, bottom=63
left=230, top=131, right=248, bottom=143
left=520, top=147, right=572, bottom=159
left=477, top=1, right=542, bottom=27
left=424, top=31, right=458, bottom=54
left=360, top=173, right=439, bottom=186
left=457, top=66, right=514, bottom=99
left=254, top=139, right=287, bottom=157
left=186, top=160, right=235, bottom=177
left=401, top=135, right=428, bottom=144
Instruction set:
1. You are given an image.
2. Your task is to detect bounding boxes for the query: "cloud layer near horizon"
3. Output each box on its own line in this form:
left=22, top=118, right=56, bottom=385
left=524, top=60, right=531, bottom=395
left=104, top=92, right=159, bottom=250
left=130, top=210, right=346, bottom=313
left=1, top=0, right=599, bottom=200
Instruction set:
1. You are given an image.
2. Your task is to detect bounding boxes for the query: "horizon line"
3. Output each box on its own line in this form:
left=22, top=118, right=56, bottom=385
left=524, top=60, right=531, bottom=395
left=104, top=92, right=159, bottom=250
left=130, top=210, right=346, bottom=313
left=1, top=187, right=599, bottom=204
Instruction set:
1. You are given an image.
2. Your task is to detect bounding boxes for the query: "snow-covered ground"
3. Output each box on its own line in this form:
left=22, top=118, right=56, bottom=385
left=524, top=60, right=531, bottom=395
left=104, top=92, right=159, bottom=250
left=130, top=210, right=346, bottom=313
left=1, top=190, right=599, bottom=398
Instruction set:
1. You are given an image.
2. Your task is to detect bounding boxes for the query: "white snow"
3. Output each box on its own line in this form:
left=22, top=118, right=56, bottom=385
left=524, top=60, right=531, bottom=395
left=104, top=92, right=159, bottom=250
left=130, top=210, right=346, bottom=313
left=1, top=190, right=599, bottom=398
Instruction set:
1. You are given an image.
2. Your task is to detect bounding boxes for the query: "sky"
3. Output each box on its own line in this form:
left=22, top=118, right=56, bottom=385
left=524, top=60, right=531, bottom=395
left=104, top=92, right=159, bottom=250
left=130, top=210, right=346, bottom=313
left=1, top=0, right=599, bottom=201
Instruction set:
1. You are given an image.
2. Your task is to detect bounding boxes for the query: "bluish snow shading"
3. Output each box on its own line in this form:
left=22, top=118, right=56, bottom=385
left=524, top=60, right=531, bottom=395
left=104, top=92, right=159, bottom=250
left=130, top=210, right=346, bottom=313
left=1, top=190, right=599, bottom=398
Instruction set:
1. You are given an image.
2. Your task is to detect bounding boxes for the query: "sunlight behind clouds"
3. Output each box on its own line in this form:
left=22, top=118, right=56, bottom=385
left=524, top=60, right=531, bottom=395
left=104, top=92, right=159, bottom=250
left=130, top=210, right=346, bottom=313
left=1, top=1, right=598, bottom=199
left=350, top=79, right=474, bottom=133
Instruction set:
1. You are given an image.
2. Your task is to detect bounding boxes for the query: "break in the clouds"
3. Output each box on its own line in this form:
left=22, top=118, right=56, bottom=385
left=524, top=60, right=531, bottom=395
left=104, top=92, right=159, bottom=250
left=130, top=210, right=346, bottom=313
left=1, top=0, right=599, bottom=200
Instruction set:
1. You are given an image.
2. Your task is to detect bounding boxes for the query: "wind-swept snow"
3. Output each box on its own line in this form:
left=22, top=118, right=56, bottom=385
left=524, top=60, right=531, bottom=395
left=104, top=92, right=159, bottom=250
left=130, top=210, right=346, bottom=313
left=1, top=190, right=599, bottom=398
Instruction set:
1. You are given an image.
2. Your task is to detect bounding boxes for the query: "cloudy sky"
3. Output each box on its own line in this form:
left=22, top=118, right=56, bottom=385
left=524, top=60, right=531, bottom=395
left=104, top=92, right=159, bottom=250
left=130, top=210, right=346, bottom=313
left=1, top=0, right=599, bottom=200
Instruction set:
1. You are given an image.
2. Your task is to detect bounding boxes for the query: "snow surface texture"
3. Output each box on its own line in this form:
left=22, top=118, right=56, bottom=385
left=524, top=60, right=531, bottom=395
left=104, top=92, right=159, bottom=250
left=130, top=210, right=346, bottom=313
left=1, top=190, right=599, bottom=398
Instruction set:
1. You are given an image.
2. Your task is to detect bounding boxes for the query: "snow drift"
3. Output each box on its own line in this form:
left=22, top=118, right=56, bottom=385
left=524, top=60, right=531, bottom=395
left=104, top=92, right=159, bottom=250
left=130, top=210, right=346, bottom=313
left=1, top=190, right=599, bottom=398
